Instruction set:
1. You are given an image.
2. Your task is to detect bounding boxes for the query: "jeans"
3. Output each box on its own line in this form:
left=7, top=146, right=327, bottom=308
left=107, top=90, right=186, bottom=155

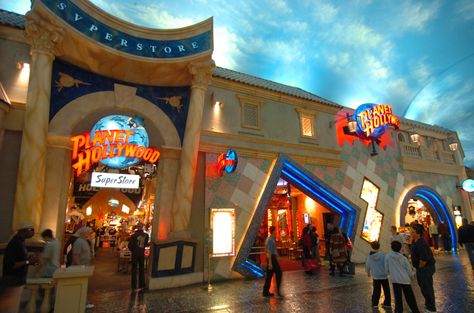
left=442, top=235, right=451, bottom=251
left=416, top=265, right=436, bottom=312
left=392, top=283, right=420, bottom=313
left=464, top=242, right=474, bottom=269
left=131, top=254, right=145, bottom=289
left=432, top=234, right=439, bottom=250
left=372, top=278, right=391, bottom=306
left=263, top=255, right=282, bottom=295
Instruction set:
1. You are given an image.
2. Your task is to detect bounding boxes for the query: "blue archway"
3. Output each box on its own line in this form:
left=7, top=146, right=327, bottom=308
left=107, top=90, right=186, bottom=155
left=400, top=186, right=457, bottom=252
left=233, top=154, right=361, bottom=277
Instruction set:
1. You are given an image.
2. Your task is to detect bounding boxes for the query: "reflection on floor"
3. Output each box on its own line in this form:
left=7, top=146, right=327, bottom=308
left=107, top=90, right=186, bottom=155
left=257, top=254, right=323, bottom=272
left=89, top=247, right=131, bottom=292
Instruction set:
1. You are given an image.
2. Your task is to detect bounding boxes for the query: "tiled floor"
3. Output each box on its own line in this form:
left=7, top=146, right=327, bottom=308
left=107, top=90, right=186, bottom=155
left=87, top=251, right=474, bottom=313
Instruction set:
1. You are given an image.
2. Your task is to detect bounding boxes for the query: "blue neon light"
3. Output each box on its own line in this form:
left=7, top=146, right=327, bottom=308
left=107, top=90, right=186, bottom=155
left=284, top=162, right=357, bottom=215
left=414, top=194, right=443, bottom=222
left=416, top=190, right=457, bottom=252
left=241, top=261, right=264, bottom=277
left=281, top=163, right=357, bottom=236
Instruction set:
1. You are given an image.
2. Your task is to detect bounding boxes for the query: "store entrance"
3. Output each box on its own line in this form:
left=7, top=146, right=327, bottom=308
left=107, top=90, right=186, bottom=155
left=401, top=198, right=454, bottom=253
left=249, top=178, right=341, bottom=272
left=64, top=163, right=156, bottom=292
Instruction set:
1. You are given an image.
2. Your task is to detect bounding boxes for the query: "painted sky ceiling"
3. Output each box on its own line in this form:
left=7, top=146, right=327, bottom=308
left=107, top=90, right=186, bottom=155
left=3, top=0, right=473, bottom=167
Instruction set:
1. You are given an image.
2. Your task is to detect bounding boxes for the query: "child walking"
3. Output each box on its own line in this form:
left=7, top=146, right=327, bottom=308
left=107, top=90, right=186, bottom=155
left=385, top=240, right=420, bottom=313
left=365, top=241, right=391, bottom=309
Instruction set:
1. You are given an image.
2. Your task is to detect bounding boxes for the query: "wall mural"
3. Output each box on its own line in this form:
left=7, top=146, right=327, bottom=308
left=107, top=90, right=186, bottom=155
left=49, top=59, right=190, bottom=144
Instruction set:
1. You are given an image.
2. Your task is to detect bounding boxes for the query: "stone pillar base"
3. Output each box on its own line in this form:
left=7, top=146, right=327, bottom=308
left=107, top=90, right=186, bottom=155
left=148, top=272, right=203, bottom=290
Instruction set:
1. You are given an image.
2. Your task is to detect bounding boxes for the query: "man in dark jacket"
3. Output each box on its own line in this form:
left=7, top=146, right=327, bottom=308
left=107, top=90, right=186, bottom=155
left=411, top=224, right=437, bottom=313
left=0, top=222, right=37, bottom=313
left=128, top=223, right=149, bottom=291
left=458, top=218, right=474, bottom=270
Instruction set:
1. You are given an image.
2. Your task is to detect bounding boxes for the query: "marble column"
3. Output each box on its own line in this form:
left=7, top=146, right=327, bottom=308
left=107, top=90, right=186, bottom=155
left=171, top=60, right=215, bottom=237
left=12, top=12, right=64, bottom=231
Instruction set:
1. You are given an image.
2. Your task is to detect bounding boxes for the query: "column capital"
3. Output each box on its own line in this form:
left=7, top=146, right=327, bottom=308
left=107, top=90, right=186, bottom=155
left=25, top=11, right=64, bottom=58
left=188, top=60, right=216, bottom=91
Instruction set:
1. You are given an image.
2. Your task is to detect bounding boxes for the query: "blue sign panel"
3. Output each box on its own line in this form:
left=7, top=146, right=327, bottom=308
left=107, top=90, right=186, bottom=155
left=41, top=0, right=212, bottom=58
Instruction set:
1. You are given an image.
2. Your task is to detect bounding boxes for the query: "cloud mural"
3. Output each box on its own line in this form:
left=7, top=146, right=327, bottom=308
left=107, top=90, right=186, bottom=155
left=2, top=0, right=472, bottom=166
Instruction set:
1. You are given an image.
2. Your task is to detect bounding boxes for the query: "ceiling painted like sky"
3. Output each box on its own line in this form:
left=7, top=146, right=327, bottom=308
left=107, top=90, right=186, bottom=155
left=2, top=0, right=473, bottom=167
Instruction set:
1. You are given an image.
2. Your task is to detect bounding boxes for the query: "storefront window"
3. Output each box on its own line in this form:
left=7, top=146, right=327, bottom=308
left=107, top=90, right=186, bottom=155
left=360, top=178, right=383, bottom=243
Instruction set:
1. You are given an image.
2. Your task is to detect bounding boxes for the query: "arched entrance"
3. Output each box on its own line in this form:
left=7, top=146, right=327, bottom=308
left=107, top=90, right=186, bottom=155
left=400, top=186, right=457, bottom=251
left=233, top=154, right=361, bottom=277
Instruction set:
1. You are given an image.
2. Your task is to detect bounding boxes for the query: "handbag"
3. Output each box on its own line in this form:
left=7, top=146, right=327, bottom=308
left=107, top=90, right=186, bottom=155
left=342, top=261, right=355, bottom=275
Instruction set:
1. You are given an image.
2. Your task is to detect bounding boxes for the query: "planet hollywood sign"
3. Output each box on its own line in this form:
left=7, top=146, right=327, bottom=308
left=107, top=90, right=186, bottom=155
left=41, top=0, right=212, bottom=59
left=70, top=115, right=160, bottom=176
left=354, top=103, right=400, bottom=139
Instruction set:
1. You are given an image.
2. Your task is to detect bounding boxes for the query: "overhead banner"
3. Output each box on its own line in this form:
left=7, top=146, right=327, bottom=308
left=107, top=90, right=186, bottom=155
left=41, top=0, right=211, bottom=59
left=90, top=172, right=140, bottom=189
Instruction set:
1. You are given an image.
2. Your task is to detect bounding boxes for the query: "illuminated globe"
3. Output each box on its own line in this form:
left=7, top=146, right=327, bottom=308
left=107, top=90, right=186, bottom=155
left=90, top=115, right=149, bottom=169
left=354, top=103, right=388, bottom=139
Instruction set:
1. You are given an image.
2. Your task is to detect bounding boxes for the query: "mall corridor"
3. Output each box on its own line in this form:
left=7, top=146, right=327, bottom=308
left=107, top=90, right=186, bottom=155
left=87, top=251, right=474, bottom=313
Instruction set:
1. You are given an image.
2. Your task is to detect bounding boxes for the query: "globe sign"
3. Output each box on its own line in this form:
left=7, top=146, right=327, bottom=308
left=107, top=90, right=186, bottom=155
left=462, top=179, right=474, bottom=193
left=90, top=115, right=149, bottom=169
left=354, top=103, right=389, bottom=139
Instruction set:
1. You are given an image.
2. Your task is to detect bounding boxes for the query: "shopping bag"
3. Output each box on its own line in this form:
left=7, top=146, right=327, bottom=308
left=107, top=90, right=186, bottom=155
left=342, top=261, right=355, bottom=275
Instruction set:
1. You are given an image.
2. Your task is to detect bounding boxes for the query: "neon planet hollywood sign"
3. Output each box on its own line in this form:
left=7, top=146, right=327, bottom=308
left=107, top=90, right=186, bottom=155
left=354, top=103, right=400, bottom=138
left=70, top=115, right=160, bottom=176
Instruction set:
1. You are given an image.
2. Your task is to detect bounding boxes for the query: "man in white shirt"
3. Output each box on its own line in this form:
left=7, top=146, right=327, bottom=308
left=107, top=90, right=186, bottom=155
left=40, top=229, right=60, bottom=277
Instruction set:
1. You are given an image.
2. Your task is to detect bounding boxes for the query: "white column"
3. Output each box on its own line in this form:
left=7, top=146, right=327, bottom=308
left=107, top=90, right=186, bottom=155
left=13, top=12, right=64, bottom=231
left=171, top=60, right=215, bottom=237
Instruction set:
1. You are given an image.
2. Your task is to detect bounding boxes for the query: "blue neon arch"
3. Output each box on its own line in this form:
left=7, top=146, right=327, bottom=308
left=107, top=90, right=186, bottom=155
left=400, top=186, right=457, bottom=252
left=232, top=154, right=361, bottom=278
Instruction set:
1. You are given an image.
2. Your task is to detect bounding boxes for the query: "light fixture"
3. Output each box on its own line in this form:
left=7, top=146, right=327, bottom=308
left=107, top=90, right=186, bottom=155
left=347, top=116, right=357, bottom=133
left=211, top=93, right=223, bottom=109
left=448, top=136, right=458, bottom=151
left=16, top=62, right=29, bottom=70
left=410, top=132, right=420, bottom=144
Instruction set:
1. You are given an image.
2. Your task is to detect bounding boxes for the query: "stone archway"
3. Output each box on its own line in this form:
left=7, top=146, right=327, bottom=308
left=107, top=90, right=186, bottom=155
left=400, top=186, right=457, bottom=251
left=42, top=84, right=181, bottom=242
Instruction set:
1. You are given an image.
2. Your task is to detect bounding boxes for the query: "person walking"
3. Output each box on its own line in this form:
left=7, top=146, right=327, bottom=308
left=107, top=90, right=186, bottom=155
left=411, top=224, right=437, bottom=313
left=73, top=227, right=94, bottom=309
left=390, top=225, right=409, bottom=256
left=262, top=226, right=283, bottom=298
left=128, top=223, right=149, bottom=292
left=385, top=240, right=420, bottom=313
left=458, top=218, right=474, bottom=270
left=39, top=229, right=60, bottom=278
left=0, top=222, right=37, bottom=313
left=437, top=221, right=450, bottom=253
left=301, top=227, right=313, bottom=275
left=428, top=222, right=439, bottom=253
left=329, top=227, right=348, bottom=276
left=365, top=241, right=391, bottom=309
left=310, top=226, right=320, bottom=263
